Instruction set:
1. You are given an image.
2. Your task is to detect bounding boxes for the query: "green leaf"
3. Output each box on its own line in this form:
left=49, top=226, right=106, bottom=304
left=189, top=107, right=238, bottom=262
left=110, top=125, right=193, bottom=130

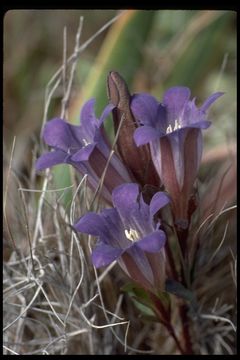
left=121, top=282, right=149, bottom=301
left=121, top=282, right=156, bottom=316
left=132, top=299, right=156, bottom=317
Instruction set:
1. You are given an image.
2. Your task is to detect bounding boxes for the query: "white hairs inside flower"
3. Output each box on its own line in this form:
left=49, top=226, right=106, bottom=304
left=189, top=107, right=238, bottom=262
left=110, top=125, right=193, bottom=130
left=124, top=228, right=139, bottom=242
left=166, top=119, right=181, bottom=134
left=82, top=138, right=90, bottom=146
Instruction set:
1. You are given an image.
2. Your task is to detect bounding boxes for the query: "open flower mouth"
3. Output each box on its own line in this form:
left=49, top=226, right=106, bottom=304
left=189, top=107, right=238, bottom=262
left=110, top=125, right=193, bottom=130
left=166, top=119, right=182, bottom=134
left=124, top=228, right=139, bottom=242
left=82, top=138, right=91, bottom=146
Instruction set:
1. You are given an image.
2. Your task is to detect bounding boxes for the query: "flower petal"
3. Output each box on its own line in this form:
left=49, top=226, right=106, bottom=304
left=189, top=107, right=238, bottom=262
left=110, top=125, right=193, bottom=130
left=74, top=212, right=108, bottom=237
left=131, top=93, right=159, bottom=126
left=133, top=126, right=159, bottom=146
left=155, top=104, right=168, bottom=133
left=80, top=100, right=115, bottom=143
left=163, top=86, right=191, bottom=121
left=149, top=139, right=162, bottom=180
left=111, top=183, right=153, bottom=234
left=150, top=191, right=170, bottom=217
left=125, top=245, right=154, bottom=285
left=80, top=98, right=97, bottom=128
left=112, top=183, right=139, bottom=220
left=79, top=98, right=103, bottom=144
left=101, top=208, right=129, bottom=248
left=135, top=230, right=166, bottom=252
left=200, top=92, right=224, bottom=112
left=92, top=243, right=123, bottom=268
left=35, top=150, right=68, bottom=171
left=167, top=129, right=187, bottom=190
left=71, top=143, right=96, bottom=162
left=43, top=118, right=82, bottom=152
left=187, top=120, right=211, bottom=129
left=99, top=103, right=115, bottom=125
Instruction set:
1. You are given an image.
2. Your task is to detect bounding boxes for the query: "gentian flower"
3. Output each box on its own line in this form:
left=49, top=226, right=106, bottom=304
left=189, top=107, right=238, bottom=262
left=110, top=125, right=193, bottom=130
left=75, top=183, right=170, bottom=292
left=36, top=99, right=133, bottom=203
left=131, top=87, right=223, bottom=226
left=107, top=71, right=160, bottom=187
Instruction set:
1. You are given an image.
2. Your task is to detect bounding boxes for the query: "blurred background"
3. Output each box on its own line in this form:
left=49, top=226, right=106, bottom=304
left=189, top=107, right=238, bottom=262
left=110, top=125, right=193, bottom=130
left=4, top=10, right=236, bottom=173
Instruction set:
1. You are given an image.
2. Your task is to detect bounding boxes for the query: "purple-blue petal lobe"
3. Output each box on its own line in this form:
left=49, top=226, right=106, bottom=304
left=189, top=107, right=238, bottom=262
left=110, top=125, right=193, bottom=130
left=163, top=86, right=191, bottom=119
left=71, top=143, right=96, bottom=161
left=92, top=244, right=123, bottom=268
left=131, top=93, right=159, bottom=126
left=79, top=98, right=96, bottom=127
left=187, top=120, right=211, bottom=129
left=135, top=230, right=166, bottom=253
left=99, top=103, right=115, bottom=125
left=133, top=126, right=159, bottom=146
left=112, top=183, right=139, bottom=219
left=200, top=92, right=224, bottom=112
left=35, top=150, right=68, bottom=171
left=150, top=191, right=170, bottom=217
left=74, top=212, right=107, bottom=237
left=43, top=119, right=82, bottom=151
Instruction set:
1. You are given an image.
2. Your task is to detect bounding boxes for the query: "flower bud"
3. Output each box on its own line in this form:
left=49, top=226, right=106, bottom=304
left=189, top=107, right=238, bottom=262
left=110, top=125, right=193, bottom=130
left=107, top=71, right=159, bottom=187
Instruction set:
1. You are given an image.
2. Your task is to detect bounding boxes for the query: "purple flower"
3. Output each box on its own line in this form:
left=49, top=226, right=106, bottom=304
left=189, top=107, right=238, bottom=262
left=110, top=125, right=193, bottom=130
left=74, top=183, right=170, bottom=291
left=36, top=99, right=133, bottom=203
left=131, top=87, right=223, bottom=225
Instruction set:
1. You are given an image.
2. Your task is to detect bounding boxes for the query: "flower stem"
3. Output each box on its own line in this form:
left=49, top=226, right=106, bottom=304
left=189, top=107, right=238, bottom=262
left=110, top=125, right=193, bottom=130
left=175, top=226, right=194, bottom=354
left=165, top=238, right=179, bottom=281
left=176, top=226, right=189, bottom=262
left=148, top=292, right=186, bottom=354
left=179, top=303, right=194, bottom=354
left=165, top=322, right=186, bottom=355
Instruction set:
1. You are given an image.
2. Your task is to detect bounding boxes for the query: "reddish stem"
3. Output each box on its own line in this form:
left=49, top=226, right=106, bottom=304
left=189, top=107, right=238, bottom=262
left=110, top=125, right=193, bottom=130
left=179, top=303, right=194, bottom=354
left=176, top=226, right=189, bottom=261
left=165, top=322, right=186, bottom=355
left=165, top=237, right=179, bottom=281
left=176, top=228, right=194, bottom=354
left=148, top=292, right=186, bottom=355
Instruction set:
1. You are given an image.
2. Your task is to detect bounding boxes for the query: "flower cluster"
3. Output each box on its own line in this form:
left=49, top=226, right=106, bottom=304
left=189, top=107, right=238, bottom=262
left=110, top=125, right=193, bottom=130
left=36, top=71, right=223, bottom=293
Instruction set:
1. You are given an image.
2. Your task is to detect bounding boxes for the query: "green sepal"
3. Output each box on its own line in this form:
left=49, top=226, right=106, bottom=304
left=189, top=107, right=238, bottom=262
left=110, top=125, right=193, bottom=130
left=121, top=283, right=155, bottom=317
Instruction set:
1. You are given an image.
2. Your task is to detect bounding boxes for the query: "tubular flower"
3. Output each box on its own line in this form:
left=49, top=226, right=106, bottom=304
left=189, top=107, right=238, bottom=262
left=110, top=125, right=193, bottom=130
left=107, top=71, right=160, bottom=187
left=74, top=183, right=170, bottom=292
left=35, top=99, right=133, bottom=203
left=131, top=87, right=223, bottom=226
